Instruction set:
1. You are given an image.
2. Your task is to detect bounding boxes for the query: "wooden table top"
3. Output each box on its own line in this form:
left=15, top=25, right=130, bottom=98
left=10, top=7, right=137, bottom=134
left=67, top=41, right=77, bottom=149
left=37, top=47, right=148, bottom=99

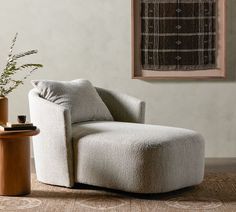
left=0, top=128, right=40, bottom=139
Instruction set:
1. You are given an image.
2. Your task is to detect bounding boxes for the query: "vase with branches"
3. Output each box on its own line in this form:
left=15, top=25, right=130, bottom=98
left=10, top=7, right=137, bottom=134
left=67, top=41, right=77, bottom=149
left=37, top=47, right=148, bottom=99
left=0, top=33, right=43, bottom=97
left=0, top=33, right=43, bottom=124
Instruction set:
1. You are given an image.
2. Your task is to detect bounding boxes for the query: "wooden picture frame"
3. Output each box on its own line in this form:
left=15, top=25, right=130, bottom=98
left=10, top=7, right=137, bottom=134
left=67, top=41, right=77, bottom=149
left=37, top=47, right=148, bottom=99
left=132, top=0, right=226, bottom=79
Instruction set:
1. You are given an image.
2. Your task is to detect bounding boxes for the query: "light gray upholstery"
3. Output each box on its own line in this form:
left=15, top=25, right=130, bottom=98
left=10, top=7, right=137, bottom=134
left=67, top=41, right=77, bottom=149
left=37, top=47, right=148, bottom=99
left=29, top=88, right=146, bottom=188
left=29, top=89, right=74, bottom=187
left=29, top=86, right=205, bottom=193
left=96, top=87, right=145, bottom=124
left=72, top=121, right=205, bottom=193
left=31, top=80, right=113, bottom=123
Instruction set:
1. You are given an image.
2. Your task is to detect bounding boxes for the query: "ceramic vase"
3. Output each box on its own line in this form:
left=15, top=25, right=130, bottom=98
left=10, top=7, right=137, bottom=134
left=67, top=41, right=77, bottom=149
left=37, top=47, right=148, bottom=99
left=0, top=96, right=8, bottom=125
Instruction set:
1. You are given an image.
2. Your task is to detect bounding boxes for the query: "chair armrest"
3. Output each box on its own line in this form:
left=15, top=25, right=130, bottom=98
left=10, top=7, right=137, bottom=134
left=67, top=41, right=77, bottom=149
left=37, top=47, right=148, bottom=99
left=28, top=89, right=74, bottom=187
left=96, top=87, right=145, bottom=123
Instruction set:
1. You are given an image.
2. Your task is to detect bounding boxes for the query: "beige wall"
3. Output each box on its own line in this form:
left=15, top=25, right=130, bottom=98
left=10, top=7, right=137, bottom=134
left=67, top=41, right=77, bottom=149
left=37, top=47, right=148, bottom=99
left=0, top=0, right=235, bottom=157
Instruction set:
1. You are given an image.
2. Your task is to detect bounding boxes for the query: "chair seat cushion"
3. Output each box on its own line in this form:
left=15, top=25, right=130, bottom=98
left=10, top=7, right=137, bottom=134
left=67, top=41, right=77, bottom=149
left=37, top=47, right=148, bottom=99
left=72, top=121, right=205, bottom=193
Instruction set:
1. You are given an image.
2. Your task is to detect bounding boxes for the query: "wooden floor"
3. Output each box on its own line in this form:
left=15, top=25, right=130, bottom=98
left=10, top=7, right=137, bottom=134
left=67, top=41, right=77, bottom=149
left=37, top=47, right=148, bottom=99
left=205, top=158, right=236, bottom=173
left=0, top=158, right=235, bottom=212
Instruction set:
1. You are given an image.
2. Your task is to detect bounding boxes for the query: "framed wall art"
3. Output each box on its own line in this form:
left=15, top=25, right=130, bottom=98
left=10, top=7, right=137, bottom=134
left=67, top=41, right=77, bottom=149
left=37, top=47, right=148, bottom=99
left=132, top=0, right=226, bottom=79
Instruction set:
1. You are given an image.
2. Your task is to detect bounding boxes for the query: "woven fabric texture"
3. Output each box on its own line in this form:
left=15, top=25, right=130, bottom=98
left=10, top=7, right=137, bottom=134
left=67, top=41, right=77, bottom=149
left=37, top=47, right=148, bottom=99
left=141, top=0, right=217, bottom=71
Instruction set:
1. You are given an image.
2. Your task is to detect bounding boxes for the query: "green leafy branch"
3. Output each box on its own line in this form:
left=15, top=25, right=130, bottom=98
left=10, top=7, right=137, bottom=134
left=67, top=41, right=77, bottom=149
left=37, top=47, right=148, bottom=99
left=0, top=33, right=43, bottom=96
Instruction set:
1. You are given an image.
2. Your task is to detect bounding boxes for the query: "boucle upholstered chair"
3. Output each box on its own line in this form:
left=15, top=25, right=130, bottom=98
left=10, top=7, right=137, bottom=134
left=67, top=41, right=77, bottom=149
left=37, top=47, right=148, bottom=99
left=29, top=86, right=205, bottom=193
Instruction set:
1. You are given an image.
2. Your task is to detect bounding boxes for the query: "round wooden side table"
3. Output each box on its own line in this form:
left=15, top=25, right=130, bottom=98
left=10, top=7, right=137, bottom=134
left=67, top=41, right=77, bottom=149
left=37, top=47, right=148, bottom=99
left=0, top=129, right=39, bottom=196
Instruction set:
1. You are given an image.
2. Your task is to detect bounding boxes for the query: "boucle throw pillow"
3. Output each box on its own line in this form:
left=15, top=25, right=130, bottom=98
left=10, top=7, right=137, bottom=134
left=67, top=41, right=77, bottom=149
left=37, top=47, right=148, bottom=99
left=31, top=79, right=113, bottom=123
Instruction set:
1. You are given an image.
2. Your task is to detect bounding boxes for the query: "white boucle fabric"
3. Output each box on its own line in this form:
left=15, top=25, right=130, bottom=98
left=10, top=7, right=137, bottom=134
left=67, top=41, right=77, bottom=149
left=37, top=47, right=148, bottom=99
left=31, top=79, right=113, bottom=123
left=29, top=87, right=205, bottom=193
left=29, top=88, right=146, bottom=188
left=73, top=121, right=205, bottom=193
left=96, top=87, right=145, bottom=124
left=29, top=89, right=74, bottom=187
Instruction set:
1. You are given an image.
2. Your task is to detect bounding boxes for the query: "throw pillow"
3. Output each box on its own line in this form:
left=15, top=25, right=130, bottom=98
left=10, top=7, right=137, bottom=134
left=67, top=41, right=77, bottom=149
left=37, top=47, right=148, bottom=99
left=31, top=79, right=113, bottom=123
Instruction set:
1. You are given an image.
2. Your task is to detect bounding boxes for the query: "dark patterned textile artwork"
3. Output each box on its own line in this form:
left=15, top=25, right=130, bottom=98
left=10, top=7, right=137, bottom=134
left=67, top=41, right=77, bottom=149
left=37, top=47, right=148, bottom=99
left=141, top=0, right=217, bottom=71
